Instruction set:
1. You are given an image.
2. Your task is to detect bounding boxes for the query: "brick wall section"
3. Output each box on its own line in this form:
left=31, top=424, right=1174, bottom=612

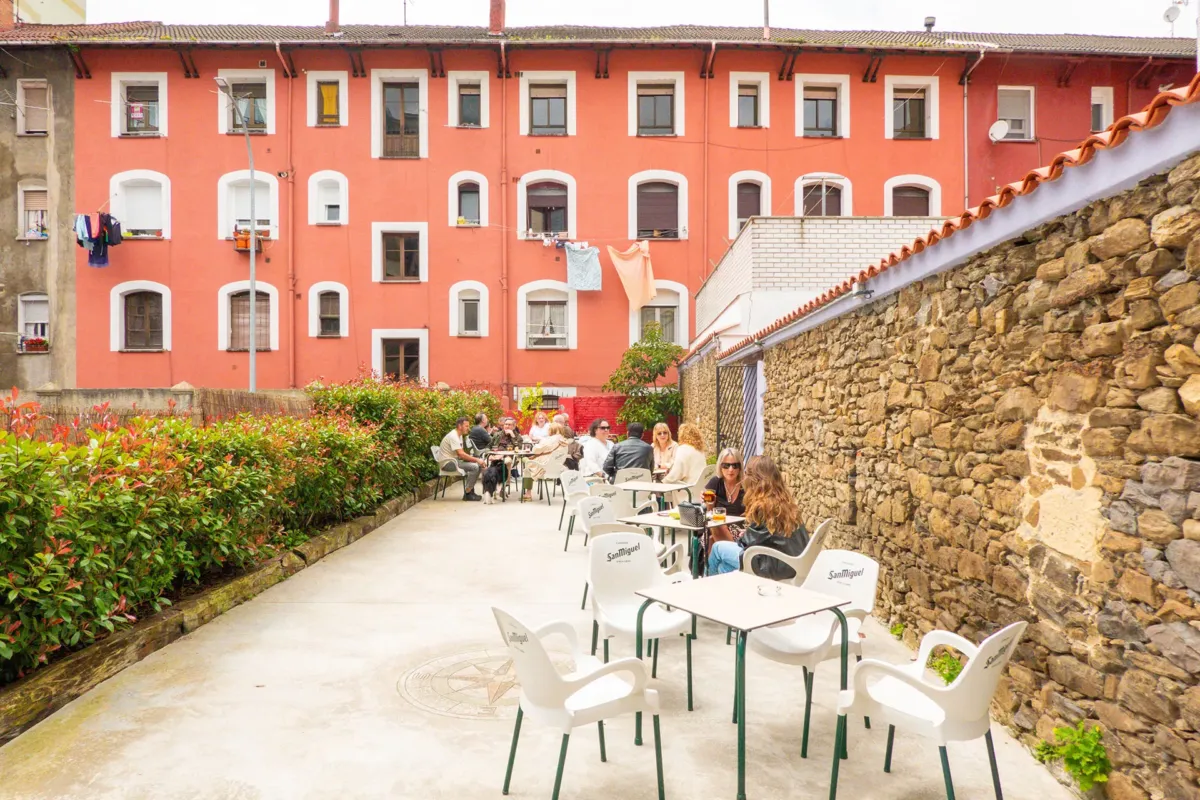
left=696, top=233, right=753, bottom=331
left=559, top=396, right=628, bottom=436
left=694, top=152, right=1200, bottom=799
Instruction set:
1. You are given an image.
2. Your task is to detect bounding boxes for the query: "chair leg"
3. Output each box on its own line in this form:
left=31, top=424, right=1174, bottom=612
left=731, top=642, right=740, bottom=724
left=603, top=638, right=609, bottom=663
left=985, top=731, right=1004, bottom=800
left=580, top=581, right=589, bottom=610
left=651, top=638, right=659, bottom=679
left=502, top=706, right=523, bottom=795
left=563, top=517, right=574, bottom=552
left=801, top=668, right=814, bottom=759
left=857, top=654, right=871, bottom=729
left=559, top=501, right=566, bottom=529
left=653, top=715, right=666, bottom=800
left=685, top=624, right=694, bottom=712
left=552, top=733, right=571, bottom=800
left=726, top=627, right=732, bottom=646
left=883, top=725, right=895, bottom=773
left=597, top=720, right=607, bottom=763
left=939, top=746, right=956, bottom=800
left=591, top=621, right=599, bottom=656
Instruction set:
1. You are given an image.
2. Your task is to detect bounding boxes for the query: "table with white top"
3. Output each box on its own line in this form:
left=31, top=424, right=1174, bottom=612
left=617, top=512, right=746, bottom=578
left=613, top=479, right=690, bottom=510
left=633, top=571, right=851, bottom=800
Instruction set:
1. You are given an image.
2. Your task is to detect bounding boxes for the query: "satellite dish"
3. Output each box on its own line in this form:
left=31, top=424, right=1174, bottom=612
left=988, top=119, right=1010, bottom=142
left=1164, top=5, right=1181, bottom=23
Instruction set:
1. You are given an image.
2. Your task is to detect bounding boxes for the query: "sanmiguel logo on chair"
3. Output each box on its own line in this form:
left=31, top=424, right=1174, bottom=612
left=984, top=638, right=1013, bottom=669
left=587, top=505, right=605, bottom=519
left=828, top=567, right=865, bottom=581
left=507, top=631, right=529, bottom=645
left=607, top=542, right=641, bottom=562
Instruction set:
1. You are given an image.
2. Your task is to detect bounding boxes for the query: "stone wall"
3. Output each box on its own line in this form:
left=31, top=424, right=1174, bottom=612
left=752, top=153, right=1200, bottom=799
left=681, top=348, right=718, bottom=454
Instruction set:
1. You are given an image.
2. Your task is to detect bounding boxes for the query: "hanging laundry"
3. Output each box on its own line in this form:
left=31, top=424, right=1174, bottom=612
left=88, top=212, right=115, bottom=267
left=105, top=214, right=123, bottom=246
left=74, top=214, right=92, bottom=249
left=566, top=246, right=602, bottom=291
left=607, top=240, right=657, bottom=310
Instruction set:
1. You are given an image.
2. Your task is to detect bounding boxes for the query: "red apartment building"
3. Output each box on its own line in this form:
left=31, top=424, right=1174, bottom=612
left=0, top=1, right=1194, bottom=402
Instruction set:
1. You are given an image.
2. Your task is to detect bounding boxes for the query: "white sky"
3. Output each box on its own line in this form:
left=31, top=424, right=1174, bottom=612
left=87, top=0, right=1200, bottom=39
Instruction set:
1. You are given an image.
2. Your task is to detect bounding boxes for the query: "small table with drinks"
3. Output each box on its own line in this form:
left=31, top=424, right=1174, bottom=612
left=617, top=509, right=745, bottom=578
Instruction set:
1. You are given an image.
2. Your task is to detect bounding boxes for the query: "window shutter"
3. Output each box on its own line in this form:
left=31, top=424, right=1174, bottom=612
left=802, top=184, right=842, bottom=216
left=124, top=183, right=162, bottom=229
left=527, top=182, right=567, bottom=209
left=736, top=183, right=761, bottom=219
left=23, top=190, right=48, bottom=211
left=529, top=84, right=567, bottom=98
left=22, top=86, right=48, bottom=132
left=892, top=187, right=930, bottom=216
left=997, top=90, right=1029, bottom=122
left=637, top=182, right=678, bottom=232
left=806, top=86, right=837, bottom=101
left=317, top=181, right=339, bottom=214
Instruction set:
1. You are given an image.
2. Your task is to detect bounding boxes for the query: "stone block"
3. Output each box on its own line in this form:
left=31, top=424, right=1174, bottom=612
left=1188, top=237, right=1200, bottom=275
left=1161, top=281, right=1200, bottom=318
left=1137, top=387, right=1182, bottom=414
left=1102, top=529, right=1142, bottom=553
left=1081, top=320, right=1129, bottom=357
left=1128, top=415, right=1200, bottom=458
left=1142, top=457, right=1200, bottom=492
left=1166, top=539, right=1200, bottom=593
left=1099, top=600, right=1148, bottom=641
left=1181, top=375, right=1200, bottom=416
left=1047, top=654, right=1105, bottom=697
left=1036, top=257, right=1066, bottom=282
left=1156, top=268, right=1192, bottom=293
left=1049, top=263, right=1111, bottom=308
left=1117, top=669, right=1177, bottom=724
left=1117, top=569, right=1156, bottom=606
left=1151, top=205, right=1200, bottom=248
left=1138, top=509, right=1183, bottom=545
left=1092, top=217, right=1152, bottom=259
left=1095, top=701, right=1149, bottom=733
left=1063, top=241, right=1094, bottom=271
left=1083, top=427, right=1129, bottom=457
left=1136, top=247, right=1177, bottom=277
left=1180, top=686, right=1200, bottom=730
left=996, top=386, right=1040, bottom=421
left=992, top=565, right=1028, bottom=601
left=1090, top=408, right=1146, bottom=428
left=1146, top=622, right=1200, bottom=673
left=1108, top=501, right=1139, bottom=533
left=1103, top=772, right=1149, bottom=800
left=1050, top=370, right=1106, bottom=412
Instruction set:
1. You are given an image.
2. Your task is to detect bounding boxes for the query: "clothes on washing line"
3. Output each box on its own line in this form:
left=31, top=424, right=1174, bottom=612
left=74, top=214, right=92, bottom=249
left=607, top=240, right=657, bottom=310
left=87, top=212, right=123, bottom=267
left=565, top=246, right=602, bottom=291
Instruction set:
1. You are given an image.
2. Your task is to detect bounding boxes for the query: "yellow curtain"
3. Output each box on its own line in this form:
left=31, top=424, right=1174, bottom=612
left=320, top=83, right=338, bottom=118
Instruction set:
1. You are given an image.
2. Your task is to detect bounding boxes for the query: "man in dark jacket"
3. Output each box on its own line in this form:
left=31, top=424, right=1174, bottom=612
left=467, top=413, right=493, bottom=453
left=603, top=423, right=655, bottom=480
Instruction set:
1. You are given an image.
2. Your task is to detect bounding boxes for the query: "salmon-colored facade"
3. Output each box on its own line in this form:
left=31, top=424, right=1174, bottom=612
left=64, top=25, right=1194, bottom=399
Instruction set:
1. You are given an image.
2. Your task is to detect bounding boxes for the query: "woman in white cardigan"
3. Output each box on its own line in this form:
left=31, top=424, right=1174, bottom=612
left=580, top=418, right=614, bottom=476
left=665, top=422, right=708, bottom=501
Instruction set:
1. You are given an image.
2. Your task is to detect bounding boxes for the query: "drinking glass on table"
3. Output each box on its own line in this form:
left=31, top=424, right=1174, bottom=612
left=702, top=489, right=716, bottom=509
left=712, top=507, right=726, bottom=522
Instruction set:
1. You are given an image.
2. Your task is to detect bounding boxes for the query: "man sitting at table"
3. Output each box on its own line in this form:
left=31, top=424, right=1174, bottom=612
left=603, top=422, right=654, bottom=480
left=439, top=417, right=485, bottom=501
left=467, top=412, right=493, bottom=454
left=491, top=416, right=522, bottom=450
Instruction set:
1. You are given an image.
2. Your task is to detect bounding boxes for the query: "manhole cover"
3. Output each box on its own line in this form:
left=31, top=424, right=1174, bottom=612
left=398, top=647, right=576, bottom=720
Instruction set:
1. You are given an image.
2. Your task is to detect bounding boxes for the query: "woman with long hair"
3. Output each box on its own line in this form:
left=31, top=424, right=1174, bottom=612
left=651, top=422, right=678, bottom=474
left=522, top=422, right=569, bottom=501
left=528, top=411, right=551, bottom=443
left=704, top=447, right=746, bottom=544
left=663, top=423, right=707, bottom=486
left=708, top=455, right=809, bottom=578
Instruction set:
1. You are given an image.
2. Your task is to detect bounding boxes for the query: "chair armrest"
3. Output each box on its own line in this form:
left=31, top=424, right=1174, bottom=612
left=535, top=620, right=582, bottom=659
left=852, top=658, right=950, bottom=699
left=915, top=630, right=979, bottom=666
left=562, top=656, right=649, bottom=694
left=658, top=542, right=688, bottom=575
left=634, top=498, right=657, bottom=515
left=740, top=545, right=802, bottom=575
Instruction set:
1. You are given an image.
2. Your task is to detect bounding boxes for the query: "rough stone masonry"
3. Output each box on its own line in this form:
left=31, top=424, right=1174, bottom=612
left=684, top=151, right=1200, bottom=800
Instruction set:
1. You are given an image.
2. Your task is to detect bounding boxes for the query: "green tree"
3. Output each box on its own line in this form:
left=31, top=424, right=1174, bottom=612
left=603, top=323, right=685, bottom=432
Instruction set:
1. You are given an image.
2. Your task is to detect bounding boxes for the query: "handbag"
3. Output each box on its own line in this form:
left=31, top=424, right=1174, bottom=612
left=677, top=502, right=707, bottom=529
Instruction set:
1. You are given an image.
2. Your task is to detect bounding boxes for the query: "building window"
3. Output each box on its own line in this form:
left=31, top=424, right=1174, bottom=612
left=229, top=82, right=268, bottom=132
left=112, top=73, right=169, bottom=137
left=307, top=170, right=348, bottom=226
left=459, top=291, right=481, bottom=336
left=736, top=84, right=759, bottom=128
left=228, top=291, right=271, bottom=351
left=123, top=291, right=163, bottom=350
left=885, top=76, right=938, bottom=140
left=17, top=182, right=48, bottom=240
left=527, top=299, right=568, bottom=349
left=18, top=293, right=49, bottom=339
left=316, top=81, right=340, bottom=125
left=892, top=186, right=931, bottom=216
left=232, top=181, right=271, bottom=234
left=804, top=87, right=839, bottom=137
left=997, top=87, right=1034, bottom=140
left=636, top=84, right=675, bottom=135
left=382, top=81, right=420, bottom=157
left=118, top=179, right=165, bottom=238
left=449, top=280, right=489, bottom=337
left=218, top=172, right=279, bottom=239
left=458, top=182, right=481, bottom=225
left=381, top=339, right=421, bottom=381
left=893, top=87, right=927, bottom=138
left=17, top=80, right=49, bottom=135
left=123, top=84, right=160, bottom=135
left=316, top=291, right=341, bottom=337
left=640, top=300, right=677, bottom=343
left=318, top=182, right=340, bottom=223
left=529, top=84, right=568, bottom=136
left=1091, top=87, right=1114, bottom=132
left=217, top=70, right=274, bottom=135
left=382, top=232, right=421, bottom=281
left=458, top=83, right=481, bottom=127
left=527, top=181, right=568, bottom=235
left=636, top=182, right=679, bottom=239
left=307, top=281, right=348, bottom=338
left=802, top=183, right=842, bottom=216
left=735, top=182, right=761, bottom=232
left=448, top=71, right=489, bottom=128
left=306, top=71, right=348, bottom=128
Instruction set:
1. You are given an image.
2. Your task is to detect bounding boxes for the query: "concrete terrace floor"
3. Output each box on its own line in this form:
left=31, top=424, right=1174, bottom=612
left=0, top=486, right=1076, bottom=800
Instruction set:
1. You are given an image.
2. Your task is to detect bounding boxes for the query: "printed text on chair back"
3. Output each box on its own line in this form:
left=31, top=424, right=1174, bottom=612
left=576, top=497, right=615, bottom=532
left=589, top=534, right=660, bottom=605
left=560, top=470, right=587, bottom=496
left=492, top=608, right=565, bottom=708
left=589, top=485, right=620, bottom=501
left=615, top=467, right=651, bottom=484
left=803, top=550, right=880, bottom=615
left=950, top=621, right=1028, bottom=720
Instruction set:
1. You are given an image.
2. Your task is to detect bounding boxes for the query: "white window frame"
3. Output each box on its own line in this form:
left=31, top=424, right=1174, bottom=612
left=308, top=281, right=349, bottom=338
left=628, top=170, right=688, bottom=240
left=516, top=280, right=577, bottom=350
left=216, top=68, right=275, bottom=135
left=16, top=79, right=49, bottom=136
left=795, top=173, right=854, bottom=217
left=517, top=169, right=577, bottom=240
left=519, top=70, right=577, bottom=136
left=307, top=170, right=349, bottom=226
left=728, top=170, right=772, bottom=239
left=795, top=74, right=851, bottom=138
left=371, top=328, right=429, bottom=383
left=109, top=169, right=171, bottom=239
left=448, top=170, right=489, bottom=227
left=16, top=179, right=49, bottom=241
left=217, top=280, right=280, bottom=352
left=729, top=72, right=770, bottom=129
left=371, top=68, right=429, bottom=158
left=110, top=72, right=167, bottom=137
left=627, top=71, right=686, bottom=137
left=883, top=174, right=942, bottom=217
left=997, top=85, right=1035, bottom=141
left=1091, top=86, right=1114, bottom=132
left=216, top=170, right=280, bottom=240
left=17, top=292, right=50, bottom=341
left=109, top=280, right=171, bottom=351
left=371, top=221, right=429, bottom=283
left=306, top=70, right=349, bottom=127
left=449, top=279, right=490, bottom=337
left=884, top=75, right=939, bottom=140
left=628, top=280, right=688, bottom=347
left=448, top=70, right=490, bottom=128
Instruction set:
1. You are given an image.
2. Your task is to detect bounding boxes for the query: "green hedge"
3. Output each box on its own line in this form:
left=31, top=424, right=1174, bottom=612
left=0, top=379, right=499, bottom=683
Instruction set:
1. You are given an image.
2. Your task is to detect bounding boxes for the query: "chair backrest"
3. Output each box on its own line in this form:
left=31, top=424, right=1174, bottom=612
left=576, top=496, right=615, bottom=532
left=541, top=448, right=570, bottom=480
left=589, top=483, right=621, bottom=502
left=945, top=621, right=1028, bottom=721
left=429, top=446, right=440, bottom=462
left=693, top=462, right=718, bottom=490
left=587, top=522, right=648, bottom=541
left=788, top=518, right=832, bottom=585
left=560, top=469, right=589, bottom=497
left=615, top=467, right=651, bottom=484
left=492, top=607, right=566, bottom=710
left=589, top=531, right=662, bottom=608
left=799, top=550, right=880, bottom=618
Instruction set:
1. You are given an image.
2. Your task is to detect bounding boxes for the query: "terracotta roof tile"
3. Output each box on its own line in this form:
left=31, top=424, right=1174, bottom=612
left=715, top=73, right=1200, bottom=362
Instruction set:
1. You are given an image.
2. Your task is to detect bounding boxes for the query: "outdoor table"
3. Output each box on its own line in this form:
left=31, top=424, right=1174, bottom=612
left=633, top=571, right=851, bottom=800
left=613, top=479, right=689, bottom=510
left=617, top=512, right=746, bottom=578
left=486, top=450, right=532, bottom=500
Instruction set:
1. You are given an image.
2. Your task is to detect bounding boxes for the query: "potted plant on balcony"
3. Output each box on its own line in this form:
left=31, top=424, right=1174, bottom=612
left=20, top=336, right=49, bottom=353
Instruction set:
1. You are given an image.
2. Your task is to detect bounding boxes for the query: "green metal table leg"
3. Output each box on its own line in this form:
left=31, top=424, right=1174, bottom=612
left=502, top=706, right=523, bottom=795
left=651, top=638, right=659, bottom=678
left=653, top=714, right=666, bottom=800
left=985, top=730, right=1003, bottom=799
left=802, top=668, right=814, bottom=759
left=603, top=638, right=609, bottom=663
left=828, top=714, right=846, bottom=800
left=581, top=581, right=589, bottom=610
left=939, top=746, right=956, bottom=800
left=634, top=597, right=654, bottom=747
left=731, top=639, right=740, bottom=724
left=828, top=607, right=850, bottom=798
left=552, top=733, right=570, bottom=800
left=686, top=621, right=694, bottom=711
left=691, top=533, right=702, bottom=579
left=736, top=630, right=748, bottom=800
left=591, top=621, right=599, bottom=656
left=884, top=725, right=895, bottom=773
left=598, top=720, right=607, bottom=762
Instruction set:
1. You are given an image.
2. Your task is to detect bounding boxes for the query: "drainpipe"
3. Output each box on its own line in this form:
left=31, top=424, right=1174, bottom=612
left=276, top=41, right=297, bottom=388
left=500, top=41, right=510, bottom=407
left=702, top=41, right=714, bottom=280
left=961, top=51, right=985, bottom=209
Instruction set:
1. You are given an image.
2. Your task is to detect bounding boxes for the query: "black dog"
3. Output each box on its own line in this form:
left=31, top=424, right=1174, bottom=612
left=480, top=461, right=505, bottom=504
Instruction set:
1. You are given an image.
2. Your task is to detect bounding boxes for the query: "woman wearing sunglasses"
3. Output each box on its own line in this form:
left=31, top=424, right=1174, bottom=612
left=651, top=422, right=678, bottom=475
left=579, top=418, right=614, bottom=478
left=704, top=448, right=747, bottom=543
left=708, top=455, right=809, bottom=578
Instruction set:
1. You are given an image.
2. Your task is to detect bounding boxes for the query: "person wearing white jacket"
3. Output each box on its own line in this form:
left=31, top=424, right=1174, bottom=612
left=580, top=418, right=614, bottom=476
left=665, top=423, right=709, bottom=502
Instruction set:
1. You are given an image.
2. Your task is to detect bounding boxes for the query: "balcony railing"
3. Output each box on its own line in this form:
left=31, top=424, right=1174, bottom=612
left=382, top=133, right=420, bottom=159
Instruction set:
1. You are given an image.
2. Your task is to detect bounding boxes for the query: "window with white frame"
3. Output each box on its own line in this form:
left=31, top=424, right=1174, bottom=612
left=884, top=174, right=942, bottom=217
left=17, top=80, right=49, bottom=135
left=640, top=289, right=679, bottom=343
left=448, top=71, right=489, bottom=128
left=795, top=174, right=852, bottom=216
left=216, top=281, right=278, bottom=351
left=449, top=280, right=490, bottom=338
left=306, top=70, right=348, bottom=127
left=728, top=171, right=771, bottom=238
left=232, top=181, right=271, bottom=233
left=111, top=73, right=167, bottom=137
left=111, top=281, right=172, bottom=352
left=459, top=290, right=481, bottom=335
left=307, top=281, right=349, bottom=338
left=519, top=71, right=576, bottom=136
left=629, top=171, right=687, bottom=240
left=218, top=171, right=279, bottom=239
left=1091, top=86, right=1114, bottom=132
left=217, top=69, right=275, bottom=135
left=17, top=293, right=49, bottom=340
left=796, top=76, right=851, bottom=138
left=885, top=76, right=939, bottom=140
left=730, top=72, right=769, bottom=128
left=448, top=171, right=489, bottom=227
left=372, top=222, right=428, bottom=282
left=735, top=183, right=761, bottom=232
left=111, top=170, right=171, bottom=239
left=308, top=170, right=348, bottom=226
left=17, top=181, right=49, bottom=240
left=518, top=171, right=577, bottom=239
left=628, top=72, right=685, bottom=137
left=372, top=69, right=429, bottom=158
left=997, top=87, right=1034, bottom=140
left=371, top=329, right=428, bottom=382
left=517, top=281, right=576, bottom=350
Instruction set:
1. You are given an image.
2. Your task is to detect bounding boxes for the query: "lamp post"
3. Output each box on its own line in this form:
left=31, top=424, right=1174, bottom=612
left=213, top=76, right=258, bottom=392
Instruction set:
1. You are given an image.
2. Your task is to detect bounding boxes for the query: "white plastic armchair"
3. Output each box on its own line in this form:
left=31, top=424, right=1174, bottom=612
left=430, top=446, right=464, bottom=500
left=741, top=518, right=832, bottom=586
left=564, top=496, right=615, bottom=551
left=535, top=449, right=570, bottom=505
left=614, top=466, right=652, bottom=484
left=579, top=523, right=688, bottom=610
left=558, top=469, right=591, bottom=531
left=835, top=621, right=1028, bottom=800
left=493, top=607, right=665, bottom=800
left=678, top=462, right=718, bottom=503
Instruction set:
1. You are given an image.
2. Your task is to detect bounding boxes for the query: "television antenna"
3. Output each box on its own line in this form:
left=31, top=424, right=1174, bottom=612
left=1164, top=3, right=1181, bottom=34
left=1164, top=0, right=1199, bottom=72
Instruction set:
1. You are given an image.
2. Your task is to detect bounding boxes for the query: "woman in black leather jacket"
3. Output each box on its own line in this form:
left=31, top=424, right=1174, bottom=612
left=707, top=455, right=809, bottom=579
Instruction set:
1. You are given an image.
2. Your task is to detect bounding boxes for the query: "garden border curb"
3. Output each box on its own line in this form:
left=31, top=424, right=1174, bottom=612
left=0, top=477, right=444, bottom=746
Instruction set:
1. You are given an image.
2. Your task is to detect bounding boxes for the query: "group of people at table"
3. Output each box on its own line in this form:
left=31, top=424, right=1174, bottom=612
left=439, top=410, right=810, bottom=577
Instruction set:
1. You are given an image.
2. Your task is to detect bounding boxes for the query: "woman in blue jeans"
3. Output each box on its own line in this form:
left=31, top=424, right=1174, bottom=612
left=708, top=455, right=809, bottom=578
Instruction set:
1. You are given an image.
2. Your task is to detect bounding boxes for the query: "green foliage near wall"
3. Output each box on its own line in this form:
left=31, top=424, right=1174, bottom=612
left=603, top=323, right=685, bottom=430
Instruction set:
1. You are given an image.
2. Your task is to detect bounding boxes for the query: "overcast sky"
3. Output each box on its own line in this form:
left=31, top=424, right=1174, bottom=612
left=87, top=0, right=1199, bottom=38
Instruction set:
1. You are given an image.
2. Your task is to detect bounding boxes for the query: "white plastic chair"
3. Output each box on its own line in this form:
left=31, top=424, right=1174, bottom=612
left=558, top=470, right=590, bottom=530
left=565, top=496, right=615, bottom=551
left=746, top=550, right=880, bottom=759
left=741, top=518, right=832, bottom=586
left=614, top=466, right=652, bottom=485
left=429, top=446, right=464, bottom=499
left=493, top=607, right=665, bottom=800
left=676, top=462, right=718, bottom=504
left=580, top=522, right=688, bottom=610
left=836, top=621, right=1028, bottom=800
left=535, top=449, right=570, bottom=505
left=589, top=532, right=695, bottom=713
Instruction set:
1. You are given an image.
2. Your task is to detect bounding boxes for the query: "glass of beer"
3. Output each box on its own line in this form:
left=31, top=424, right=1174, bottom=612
left=702, top=489, right=716, bottom=507
left=712, top=507, right=726, bottom=522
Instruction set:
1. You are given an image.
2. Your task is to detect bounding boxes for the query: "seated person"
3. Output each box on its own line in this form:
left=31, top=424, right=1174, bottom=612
left=468, top=412, right=493, bottom=454
left=580, top=419, right=613, bottom=477
left=708, top=455, right=809, bottom=579
left=528, top=411, right=551, bottom=443
left=704, top=448, right=746, bottom=543
left=522, top=423, right=569, bottom=501
left=603, top=422, right=654, bottom=481
left=652, top=422, right=678, bottom=475
left=664, top=423, right=708, bottom=500
left=439, top=416, right=486, bottom=502
left=491, top=416, right=522, bottom=450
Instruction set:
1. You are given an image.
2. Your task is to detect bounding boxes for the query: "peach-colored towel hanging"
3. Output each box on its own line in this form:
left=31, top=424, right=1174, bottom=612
left=607, top=240, right=657, bottom=310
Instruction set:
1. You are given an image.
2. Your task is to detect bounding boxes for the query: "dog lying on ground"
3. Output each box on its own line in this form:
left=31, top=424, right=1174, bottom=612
left=480, top=461, right=506, bottom=504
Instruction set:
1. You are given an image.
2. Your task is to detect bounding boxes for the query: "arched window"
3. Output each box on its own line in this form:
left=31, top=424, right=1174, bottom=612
left=517, top=280, right=577, bottom=350
left=217, top=281, right=279, bottom=351
left=448, top=171, right=489, bottom=227
left=459, top=183, right=481, bottom=225
left=308, top=281, right=349, bottom=338
left=218, top=171, right=279, bottom=240
left=110, top=280, right=172, bottom=352
left=736, top=183, right=761, bottom=231
left=449, top=280, right=490, bottom=337
left=891, top=186, right=930, bottom=216
left=110, top=170, right=171, bottom=239
left=795, top=174, right=853, bottom=217
left=308, top=170, right=348, bottom=225
left=883, top=175, right=941, bottom=216
left=629, top=171, right=688, bottom=240
left=527, top=182, right=568, bottom=235
left=629, top=280, right=689, bottom=346
left=727, top=171, right=772, bottom=238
